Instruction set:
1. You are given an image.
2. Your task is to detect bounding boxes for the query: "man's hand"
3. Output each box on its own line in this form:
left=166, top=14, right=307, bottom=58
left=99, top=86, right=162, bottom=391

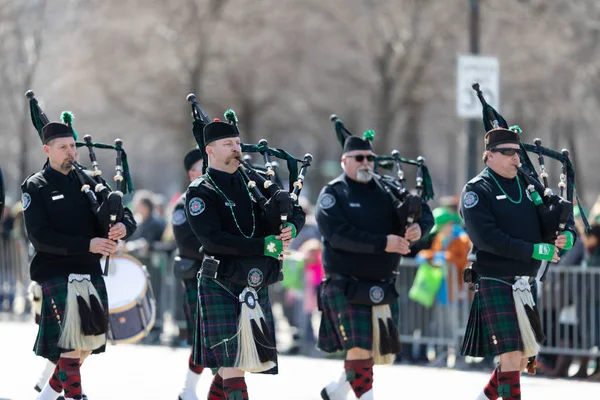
left=404, top=223, right=422, bottom=242
left=90, top=238, right=118, bottom=257
left=385, top=235, right=411, bottom=255
left=532, top=243, right=560, bottom=263
left=277, top=223, right=296, bottom=250
left=555, top=231, right=574, bottom=250
left=108, top=222, right=127, bottom=241
left=551, top=246, right=560, bottom=263
left=554, top=234, right=567, bottom=250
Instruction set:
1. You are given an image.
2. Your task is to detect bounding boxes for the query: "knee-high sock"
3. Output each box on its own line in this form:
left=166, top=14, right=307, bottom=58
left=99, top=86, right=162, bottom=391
left=497, top=371, right=521, bottom=400
left=344, top=358, right=374, bottom=399
left=477, top=368, right=499, bottom=400
left=207, top=373, right=225, bottom=400
left=58, top=357, right=82, bottom=400
left=223, top=377, right=248, bottom=400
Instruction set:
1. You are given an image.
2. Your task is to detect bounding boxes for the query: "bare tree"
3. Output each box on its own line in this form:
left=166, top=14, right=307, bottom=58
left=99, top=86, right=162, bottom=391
left=0, top=0, right=48, bottom=193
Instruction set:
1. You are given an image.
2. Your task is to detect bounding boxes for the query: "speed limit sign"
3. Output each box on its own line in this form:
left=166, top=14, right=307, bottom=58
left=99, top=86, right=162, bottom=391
left=456, top=55, right=500, bottom=119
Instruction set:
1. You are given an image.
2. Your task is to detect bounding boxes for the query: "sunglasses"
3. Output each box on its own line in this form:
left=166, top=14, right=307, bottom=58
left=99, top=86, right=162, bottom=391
left=490, top=148, right=522, bottom=157
left=346, top=154, right=375, bottom=162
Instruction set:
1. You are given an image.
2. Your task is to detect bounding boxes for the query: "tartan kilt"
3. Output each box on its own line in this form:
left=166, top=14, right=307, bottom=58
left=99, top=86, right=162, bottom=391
left=461, top=278, right=539, bottom=357
left=34, top=275, right=108, bottom=362
left=181, top=277, right=198, bottom=345
left=317, top=280, right=400, bottom=353
left=193, top=276, right=278, bottom=374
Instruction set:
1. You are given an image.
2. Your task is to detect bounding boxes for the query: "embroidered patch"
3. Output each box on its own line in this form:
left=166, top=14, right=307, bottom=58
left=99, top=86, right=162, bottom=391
left=463, top=191, right=479, bottom=208
left=266, top=242, right=277, bottom=254
left=188, top=197, right=205, bottom=216
left=369, top=286, right=385, bottom=304
left=538, top=244, right=551, bottom=255
left=172, top=209, right=186, bottom=225
left=247, top=268, right=264, bottom=287
left=22, top=193, right=31, bottom=211
left=319, top=193, right=336, bottom=210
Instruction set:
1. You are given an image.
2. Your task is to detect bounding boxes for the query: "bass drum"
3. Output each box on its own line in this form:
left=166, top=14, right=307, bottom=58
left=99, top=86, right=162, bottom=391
left=102, top=254, right=156, bottom=344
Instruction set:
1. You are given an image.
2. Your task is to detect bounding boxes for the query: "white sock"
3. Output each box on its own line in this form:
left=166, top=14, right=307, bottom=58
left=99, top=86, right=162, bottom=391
left=359, top=388, right=374, bottom=399
left=36, top=381, right=62, bottom=400
left=35, top=360, right=57, bottom=391
left=324, top=371, right=351, bottom=399
left=475, top=391, right=491, bottom=400
left=182, top=369, right=201, bottom=393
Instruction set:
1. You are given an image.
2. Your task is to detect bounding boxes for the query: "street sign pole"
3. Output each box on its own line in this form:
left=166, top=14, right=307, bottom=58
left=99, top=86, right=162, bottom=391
left=467, top=0, right=480, bottom=182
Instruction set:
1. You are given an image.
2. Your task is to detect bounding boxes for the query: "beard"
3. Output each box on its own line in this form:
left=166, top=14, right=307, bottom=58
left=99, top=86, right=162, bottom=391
left=60, top=158, right=74, bottom=171
left=356, top=166, right=373, bottom=183
left=225, top=155, right=240, bottom=165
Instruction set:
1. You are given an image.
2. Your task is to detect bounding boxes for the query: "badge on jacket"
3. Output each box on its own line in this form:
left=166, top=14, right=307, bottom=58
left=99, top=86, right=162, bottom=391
left=188, top=197, right=205, bottom=216
left=463, top=191, right=478, bottom=208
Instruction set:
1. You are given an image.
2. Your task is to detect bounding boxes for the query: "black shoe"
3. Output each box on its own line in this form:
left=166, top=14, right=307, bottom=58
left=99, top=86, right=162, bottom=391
left=34, top=384, right=42, bottom=393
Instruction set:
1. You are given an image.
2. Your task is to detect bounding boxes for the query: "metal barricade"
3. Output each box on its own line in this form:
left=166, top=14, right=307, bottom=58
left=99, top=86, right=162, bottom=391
left=396, top=258, right=470, bottom=352
left=0, top=237, right=30, bottom=315
left=538, top=265, right=600, bottom=357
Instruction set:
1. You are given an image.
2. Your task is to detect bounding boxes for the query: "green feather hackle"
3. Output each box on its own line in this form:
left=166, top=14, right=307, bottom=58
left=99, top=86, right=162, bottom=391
left=224, top=109, right=238, bottom=123
left=60, top=111, right=74, bottom=125
left=60, top=110, right=78, bottom=140
left=509, top=125, right=523, bottom=135
left=362, top=130, right=375, bottom=141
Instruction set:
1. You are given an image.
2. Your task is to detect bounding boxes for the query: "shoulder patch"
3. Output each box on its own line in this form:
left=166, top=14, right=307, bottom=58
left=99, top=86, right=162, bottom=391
left=319, top=193, right=336, bottom=210
left=172, top=209, right=187, bottom=225
left=327, top=175, right=345, bottom=186
left=22, top=193, right=32, bottom=211
left=463, top=191, right=479, bottom=209
left=188, top=197, right=205, bottom=216
left=189, top=176, right=205, bottom=188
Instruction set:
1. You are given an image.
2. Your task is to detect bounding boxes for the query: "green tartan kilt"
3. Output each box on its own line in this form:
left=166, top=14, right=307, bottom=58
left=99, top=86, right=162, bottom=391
left=317, top=280, right=400, bottom=353
left=181, top=277, right=198, bottom=345
left=193, top=276, right=278, bottom=374
left=34, top=275, right=108, bottom=362
left=461, top=278, right=539, bottom=357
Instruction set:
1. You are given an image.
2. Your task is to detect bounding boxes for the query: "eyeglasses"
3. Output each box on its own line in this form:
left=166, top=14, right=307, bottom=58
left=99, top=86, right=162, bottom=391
left=490, top=148, right=521, bottom=157
left=346, top=154, right=375, bottom=162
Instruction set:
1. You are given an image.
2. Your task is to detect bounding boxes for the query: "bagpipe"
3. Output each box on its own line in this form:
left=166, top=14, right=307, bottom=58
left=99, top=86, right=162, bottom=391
left=473, top=83, right=591, bottom=280
left=26, top=90, right=134, bottom=275
left=186, top=93, right=312, bottom=234
left=330, top=115, right=434, bottom=236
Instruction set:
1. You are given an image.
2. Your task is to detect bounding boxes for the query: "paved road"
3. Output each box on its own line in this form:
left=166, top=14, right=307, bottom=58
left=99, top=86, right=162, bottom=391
left=1, top=321, right=597, bottom=399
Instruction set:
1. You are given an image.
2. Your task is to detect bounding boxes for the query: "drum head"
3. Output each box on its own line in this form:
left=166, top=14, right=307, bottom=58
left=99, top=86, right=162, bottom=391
left=102, top=255, right=148, bottom=310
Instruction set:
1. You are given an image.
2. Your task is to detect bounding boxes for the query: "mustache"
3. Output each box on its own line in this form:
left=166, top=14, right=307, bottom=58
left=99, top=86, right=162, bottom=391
left=358, top=166, right=373, bottom=172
